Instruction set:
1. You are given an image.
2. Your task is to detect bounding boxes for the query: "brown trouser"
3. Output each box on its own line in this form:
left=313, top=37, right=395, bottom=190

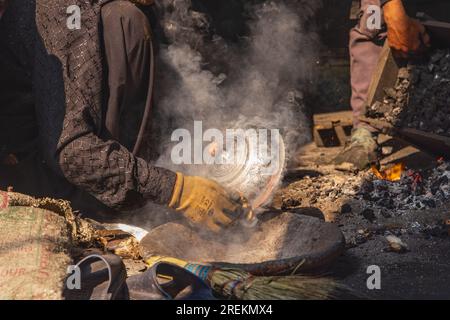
left=0, top=0, right=153, bottom=218
left=349, top=0, right=386, bottom=129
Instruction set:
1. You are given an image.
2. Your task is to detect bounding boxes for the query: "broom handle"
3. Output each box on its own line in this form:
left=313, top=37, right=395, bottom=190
left=144, top=256, right=213, bottom=282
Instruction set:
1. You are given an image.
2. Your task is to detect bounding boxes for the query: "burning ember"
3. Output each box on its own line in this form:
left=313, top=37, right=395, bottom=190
left=362, top=161, right=450, bottom=213
left=371, top=163, right=405, bottom=182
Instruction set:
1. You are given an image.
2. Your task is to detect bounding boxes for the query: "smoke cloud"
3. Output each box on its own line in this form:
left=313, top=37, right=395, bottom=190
left=119, top=0, right=322, bottom=230
left=152, top=0, right=322, bottom=164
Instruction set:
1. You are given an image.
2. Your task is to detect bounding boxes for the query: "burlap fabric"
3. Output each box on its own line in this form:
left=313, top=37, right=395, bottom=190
left=0, top=191, right=95, bottom=299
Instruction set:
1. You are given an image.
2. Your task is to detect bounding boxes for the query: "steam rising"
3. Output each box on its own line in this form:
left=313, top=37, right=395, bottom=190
left=153, top=0, right=321, bottom=166
left=120, top=0, right=322, bottom=231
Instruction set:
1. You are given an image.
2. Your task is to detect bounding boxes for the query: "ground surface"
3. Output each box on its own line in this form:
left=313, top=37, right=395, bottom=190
left=113, top=135, right=450, bottom=299
left=277, top=139, right=450, bottom=299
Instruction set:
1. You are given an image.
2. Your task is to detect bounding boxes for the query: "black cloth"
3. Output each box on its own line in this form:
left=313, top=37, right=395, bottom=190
left=0, top=0, right=176, bottom=212
left=102, top=0, right=153, bottom=153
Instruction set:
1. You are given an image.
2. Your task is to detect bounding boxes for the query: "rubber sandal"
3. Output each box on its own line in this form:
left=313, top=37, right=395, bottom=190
left=126, top=262, right=215, bottom=300
left=63, top=254, right=128, bottom=300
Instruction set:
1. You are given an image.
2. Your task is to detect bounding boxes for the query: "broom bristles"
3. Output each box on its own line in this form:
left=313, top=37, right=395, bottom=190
left=145, top=257, right=361, bottom=300
left=209, top=268, right=360, bottom=300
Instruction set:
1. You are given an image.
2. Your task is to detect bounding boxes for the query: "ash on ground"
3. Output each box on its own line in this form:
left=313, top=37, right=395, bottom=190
left=278, top=158, right=450, bottom=239
left=279, top=143, right=450, bottom=298
left=281, top=162, right=450, bottom=216
left=359, top=161, right=450, bottom=213
left=367, top=49, right=450, bottom=137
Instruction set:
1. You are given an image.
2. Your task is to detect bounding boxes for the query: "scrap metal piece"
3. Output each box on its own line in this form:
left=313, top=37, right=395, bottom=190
left=198, top=132, right=286, bottom=212
left=103, top=223, right=149, bottom=242
left=97, top=228, right=142, bottom=259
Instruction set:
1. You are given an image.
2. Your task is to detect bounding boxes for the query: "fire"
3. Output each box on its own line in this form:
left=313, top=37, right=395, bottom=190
left=371, top=163, right=405, bottom=182
left=207, top=141, right=218, bottom=157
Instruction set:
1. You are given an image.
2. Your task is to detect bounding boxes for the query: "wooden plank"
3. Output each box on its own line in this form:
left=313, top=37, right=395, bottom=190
left=313, top=110, right=353, bottom=127
left=360, top=116, right=450, bottom=158
left=399, top=128, right=450, bottom=158
left=313, top=111, right=353, bottom=147
left=365, top=41, right=400, bottom=111
left=421, top=20, right=450, bottom=47
left=313, top=126, right=325, bottom=147
left=334, top=125, right=348, bottom=146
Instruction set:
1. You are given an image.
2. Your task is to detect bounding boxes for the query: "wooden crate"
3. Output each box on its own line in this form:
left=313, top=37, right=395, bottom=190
left=313, top=111, right=353, bottom=147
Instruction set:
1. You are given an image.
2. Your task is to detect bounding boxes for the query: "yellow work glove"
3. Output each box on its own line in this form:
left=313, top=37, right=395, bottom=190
left=384, top=0, right=430, bottom=57
left=168, top=173, right=245, bottom=233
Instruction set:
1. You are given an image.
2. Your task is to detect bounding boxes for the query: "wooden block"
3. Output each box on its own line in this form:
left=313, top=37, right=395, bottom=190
left=313, top=110, right=353, bottom=128
left=366, top=41, right=400, bottom=110
left=334, top=125, right=348, bottom=146
left=313, top=126, right=325, bottom=147
left=313, top=111, right=353, bottom=147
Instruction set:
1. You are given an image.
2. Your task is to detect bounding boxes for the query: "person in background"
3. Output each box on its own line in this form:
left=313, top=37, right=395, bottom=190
left=335, top=0, right=430, bottom=169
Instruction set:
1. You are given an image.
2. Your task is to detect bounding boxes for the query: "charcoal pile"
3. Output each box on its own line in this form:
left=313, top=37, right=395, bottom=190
left=279, top=160, right=450, bottom=223
left=356, top=161, right=450, bottom=213
left=367, top=49, right=450, bottom=137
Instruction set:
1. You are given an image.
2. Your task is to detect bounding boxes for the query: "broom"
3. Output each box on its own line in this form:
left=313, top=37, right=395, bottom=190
left=145, top=256, right=360, bottom=300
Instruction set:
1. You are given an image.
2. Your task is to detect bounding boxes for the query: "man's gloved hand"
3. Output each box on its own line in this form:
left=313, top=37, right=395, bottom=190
left=168, top=173, right=245, bottom=233
left=384, top=0, right=430, bottom=57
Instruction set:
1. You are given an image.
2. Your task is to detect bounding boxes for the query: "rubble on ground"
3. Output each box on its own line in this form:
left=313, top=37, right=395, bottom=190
left=385, top=235, right=409, bottom=253
left=279, top=160, right=450, bottom=237
left=280, top=168, right=364, bottom=211
left=281, top=161, right=450, bottom=214
left=367, top=49, right=450, bottom=137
